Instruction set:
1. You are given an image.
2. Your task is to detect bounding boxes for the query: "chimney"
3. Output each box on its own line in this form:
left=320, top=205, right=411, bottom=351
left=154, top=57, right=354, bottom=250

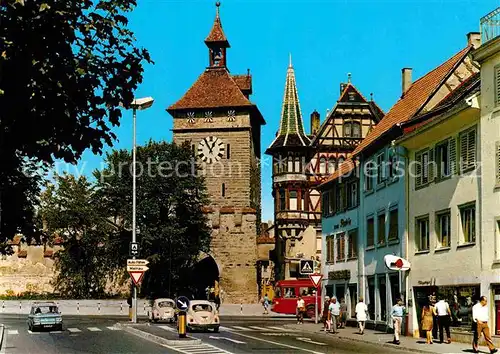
left=310, top=110, right=320, bottom=136
left=466, top=32, right=481, bottom=49
left=402, top=68, right=412, bottom=96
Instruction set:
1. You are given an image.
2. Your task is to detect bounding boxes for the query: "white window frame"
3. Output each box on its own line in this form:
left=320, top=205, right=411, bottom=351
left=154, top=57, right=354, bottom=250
left=459, top=202, right=476, bottom=245
left=459, top=127, right=477, bottom=173
left=435, top=210, right=451, bottom=249
left=416, top=215, right=430, bottom=252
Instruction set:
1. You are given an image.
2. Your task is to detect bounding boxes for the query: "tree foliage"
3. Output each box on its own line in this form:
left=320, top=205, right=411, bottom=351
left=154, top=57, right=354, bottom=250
left=0, top=0, right=152, bottom=246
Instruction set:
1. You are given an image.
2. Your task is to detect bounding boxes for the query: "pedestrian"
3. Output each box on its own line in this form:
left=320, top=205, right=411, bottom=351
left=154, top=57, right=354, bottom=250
left=262, top=293, right=270, bottom=315
left=391, top=298, right=405, bottom=345
left=339, top=298, right=348, bottom=329
left=435, top=296, right=452, bottom=344
left=355, top=297, right=368, bottom=334
left=472, top=296, right=497, bottom=354
left=421, top=301, right=435, bottom=344
left=322, top=296, right=331, bottom=331
left=329, top=297, right=341, bottom=333
left=296, top=296, right=305, bottom=324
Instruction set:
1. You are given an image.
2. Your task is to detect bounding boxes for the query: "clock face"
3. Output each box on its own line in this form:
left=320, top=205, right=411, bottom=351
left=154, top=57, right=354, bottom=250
left=197, top=136, right=225, bottom=163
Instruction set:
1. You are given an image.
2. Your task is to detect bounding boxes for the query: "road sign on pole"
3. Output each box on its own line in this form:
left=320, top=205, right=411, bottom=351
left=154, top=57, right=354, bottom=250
left=129, top=242, right=140, bottom=257
left=176, top=296, right=190, bottom=311
left=126, top=265, right=149, bottom=272
left=129, top=271, right=145, bottom=285
left=299, top=260, right=314, bottom=275
left=309, top=273, right=323, bottom=324
left=127, top=259, right=149, bottom=266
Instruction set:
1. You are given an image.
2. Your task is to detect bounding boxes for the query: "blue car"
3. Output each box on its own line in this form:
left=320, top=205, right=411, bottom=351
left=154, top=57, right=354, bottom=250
left=27, top=302, right=63, bottom=331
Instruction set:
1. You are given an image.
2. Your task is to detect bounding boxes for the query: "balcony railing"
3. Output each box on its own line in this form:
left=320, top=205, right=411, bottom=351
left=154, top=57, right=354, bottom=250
left=481, top=7, right=500, bottom=43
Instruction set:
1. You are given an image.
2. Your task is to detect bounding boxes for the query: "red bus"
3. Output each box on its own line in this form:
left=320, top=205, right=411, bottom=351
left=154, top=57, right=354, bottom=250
left=271, top=279, right=321, bottom=318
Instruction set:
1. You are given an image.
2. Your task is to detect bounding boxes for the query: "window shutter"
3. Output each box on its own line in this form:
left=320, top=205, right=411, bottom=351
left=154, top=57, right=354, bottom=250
left=449, top=137, right=457, bottom=175
left=460, top=132, right=468, bottom=172
left=415, top=153, right=422, bottom=188
left=496, top=141, right=500, bottom=186
left=467, top=129, right=476, bottom=169
left=495, top=66, right=500, bottom=107
left=428, top=148, right=435, bottom=182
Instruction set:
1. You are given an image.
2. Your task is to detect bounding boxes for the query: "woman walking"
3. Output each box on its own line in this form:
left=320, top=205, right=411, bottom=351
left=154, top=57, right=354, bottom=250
left=421, top=301, right=435, bottom=344
left=322, top=296, right=331, bottom=331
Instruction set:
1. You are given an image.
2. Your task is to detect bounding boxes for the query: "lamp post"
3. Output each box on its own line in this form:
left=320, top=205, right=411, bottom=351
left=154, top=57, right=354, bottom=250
left=128, top=97, right=154, bottom=323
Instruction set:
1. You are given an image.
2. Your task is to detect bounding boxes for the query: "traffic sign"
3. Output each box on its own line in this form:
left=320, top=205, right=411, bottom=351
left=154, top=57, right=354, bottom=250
left=176, top=296, right=190, bottom=311
left=127, top=259, right=149, bottom=266
left=129, top=271, right=145, bottom=285
left=299, top=260, right=314, bottom=275
left=127, top=265, right=149, bottom=272
left=129, top=242, right=140, bottom=257
left=384, top=255, right=411, bottom=271
left=309, top=274, right=323, bottom=288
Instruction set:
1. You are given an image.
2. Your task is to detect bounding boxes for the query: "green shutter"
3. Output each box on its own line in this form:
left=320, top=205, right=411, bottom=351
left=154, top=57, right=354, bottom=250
left=460, top=131, right=468, bottom=172
left=428, top=148, right=435, bottom=182
left=468, top=129, right=476, bottom=169
left=415, top=152, right=422, bottom=188
left=449, top=137, right=457, bottom=175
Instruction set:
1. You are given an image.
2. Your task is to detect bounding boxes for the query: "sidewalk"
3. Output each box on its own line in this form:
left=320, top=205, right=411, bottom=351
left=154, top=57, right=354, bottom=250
left=284, top=322, right=489, bottom=354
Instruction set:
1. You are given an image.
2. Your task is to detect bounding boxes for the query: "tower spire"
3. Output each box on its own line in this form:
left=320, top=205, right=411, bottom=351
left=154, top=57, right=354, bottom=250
left=289, top=53, right=293, bottom=68
left=205, top=1, right=229, bottom=47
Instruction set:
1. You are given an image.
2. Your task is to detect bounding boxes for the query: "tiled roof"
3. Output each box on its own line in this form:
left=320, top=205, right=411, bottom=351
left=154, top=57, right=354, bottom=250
left=168, top=68, right=254, bottom=111
left=205, top=9, right=229, bottom=46
left=319, top=159, right=358, bottom=188
left=352, top=46, right=472, bottom=157
left=232, top=75, right=252, bottom=94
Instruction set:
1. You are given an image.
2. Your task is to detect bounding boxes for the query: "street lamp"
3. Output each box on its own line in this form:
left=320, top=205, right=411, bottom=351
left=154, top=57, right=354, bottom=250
left=127, top=96, right=154, bottom=324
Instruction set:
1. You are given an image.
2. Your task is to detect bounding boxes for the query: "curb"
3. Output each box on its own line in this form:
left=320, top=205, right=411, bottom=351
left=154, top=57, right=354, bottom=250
left=115, top=323, right=201, bottom=346
left=0, top=324, right=4, bottom=353
left=283, top=325, right=438, bottom=354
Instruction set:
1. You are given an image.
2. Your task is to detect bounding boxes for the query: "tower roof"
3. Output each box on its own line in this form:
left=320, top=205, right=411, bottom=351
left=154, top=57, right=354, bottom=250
left=266, top=56, right=310, bottom=153
left=205, top=2, right=230, bottom=47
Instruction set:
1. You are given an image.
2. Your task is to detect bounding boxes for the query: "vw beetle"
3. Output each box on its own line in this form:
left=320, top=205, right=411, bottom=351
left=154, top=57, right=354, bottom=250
left=184, top=300, right=219, bottom=332
left=148, top=298, right=176, bottom=323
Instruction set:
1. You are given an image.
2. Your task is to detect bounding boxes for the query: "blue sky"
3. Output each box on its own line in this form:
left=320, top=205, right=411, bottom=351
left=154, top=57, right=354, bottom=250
left=63, top=0, right=497, bottom=222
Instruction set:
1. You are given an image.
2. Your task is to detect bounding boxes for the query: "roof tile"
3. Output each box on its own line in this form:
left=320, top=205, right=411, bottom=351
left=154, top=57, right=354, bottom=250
left=352, top=46, right=472, bottom=157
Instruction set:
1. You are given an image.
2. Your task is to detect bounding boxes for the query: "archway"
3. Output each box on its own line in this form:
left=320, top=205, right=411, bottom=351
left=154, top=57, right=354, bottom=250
left=191, top=252, right=220, bottom=300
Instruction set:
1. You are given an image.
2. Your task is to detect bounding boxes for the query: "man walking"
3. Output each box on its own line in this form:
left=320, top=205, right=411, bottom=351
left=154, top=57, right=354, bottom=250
left=435, top=296, right=452, bottom=344
left=329, top=297, right=341, bottom=333
left=339, top=298, right=348, bottom=329
left=391, top=299, right=405, bottom=345
left=296, top=295, right=305, bottom=324
left=472, top=296, right=497, bottom=354
left=355, top=297, right=368, bottom=334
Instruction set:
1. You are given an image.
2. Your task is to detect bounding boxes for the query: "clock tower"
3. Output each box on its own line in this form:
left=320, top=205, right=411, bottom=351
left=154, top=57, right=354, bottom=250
left=167, top=2, right=265, bottom=303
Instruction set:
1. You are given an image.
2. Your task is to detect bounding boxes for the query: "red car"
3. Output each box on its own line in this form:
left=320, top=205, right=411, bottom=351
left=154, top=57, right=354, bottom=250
left=271, top=279, right=321, bottom=318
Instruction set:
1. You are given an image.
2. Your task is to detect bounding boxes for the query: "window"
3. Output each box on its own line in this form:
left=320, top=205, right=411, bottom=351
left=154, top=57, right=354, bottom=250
left=377, top=212, right=386, bottom=245
left=388, top=208, right=398, bottom=241
left=436, top=140, right=450, bottom=179
left=338, top=156, right=345, bottom=166
left=436, top=210, right=451, bottom=248
left=367, top=217, right=375, bottom=247
left=388, top=152, right=398, bottom=179
left=322, top=190, right=329, bottom=216
left=328, top=159, right=336, bottom=174
left=221, top=183, right=225, bottom=197
left=495, top=65, right=500, bottom=107
left=352, top=122, right=361, bottom=138
left=347, top=181, right=358, bottom=208
left=191, top=144, right=196, bottom=155
left=496, top=220, right=500, bottom=260
left=459, top=203, right=476, bottom=244
left=347, top=229, right=358, bottom=259
left=336, top=233, right=345, bottom=261
left=288, top=156, right=293, bottom=173
left=365, top=161, right=374, bottom=191
left=294, top=156, right=301, bottom=172
left=344, top=122, right=352, bottom=137
left=328, top=188, right=335, bottom=215
left=326, top=236, right=334, bottom=262
left=226, top=144, right=231, bottom=159
left=376, top=153, right=385, bottom=185
left=416, top=216, right=430, bottom=251
left=279, top=188, right=286, bottom=211
left=289, top=191, right=298, bottom=211
left=415, top=150, right=433, bottom=187
left=496, top=141, right=500, bottom=187
left=336, top=184, right=346, bottom=212
left=319, top=157, right=327, bottom=174
left=459, top=127, right=476, bottom=172
left=283, top=287, right=296, bottom=298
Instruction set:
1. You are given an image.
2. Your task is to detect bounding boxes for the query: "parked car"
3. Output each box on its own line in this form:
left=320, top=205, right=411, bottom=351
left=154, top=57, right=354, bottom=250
left=148, top=298, right=176, bottom=323
left=27, top=302, right=63, bottom=331
left=184, top=300, right=219, bottom=332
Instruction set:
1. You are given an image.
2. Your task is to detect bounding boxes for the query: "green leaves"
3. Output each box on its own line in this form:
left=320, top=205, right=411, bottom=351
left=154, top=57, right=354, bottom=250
left=39, top=3, right=50, bottom=12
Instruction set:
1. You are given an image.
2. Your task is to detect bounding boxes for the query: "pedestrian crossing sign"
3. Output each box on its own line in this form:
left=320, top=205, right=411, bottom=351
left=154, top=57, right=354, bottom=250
left=299, top=260, right=314, bottom=275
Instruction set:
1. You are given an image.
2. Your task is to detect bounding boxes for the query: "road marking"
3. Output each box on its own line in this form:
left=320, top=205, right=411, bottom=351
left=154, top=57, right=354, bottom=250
left=296, top=337, right=327, bottom=346
left=228, top=326, right=251, bottom=331
left=50, top=331, right=62, bottom=334
left=262, top=333, right=295, bottom=336
left=7, top=330, right=18, bottom=335
left=67, top=328, right=81, bottom=333
left=248, top=326, right=268, bottom=331
left=227, top=331, right=323, bottom=354
left=266, top=326, right=295, bottom=331
left=27, top=330, right=40, bottom=335
left=161, top=342, right=233, bottom=354
left=87, top=327, right=101, bottom=332
left=107, top=326, right=121, bottom=331
left=209, top=335, right=246, bottom=344
left=158, top=325, right=176, bottom=332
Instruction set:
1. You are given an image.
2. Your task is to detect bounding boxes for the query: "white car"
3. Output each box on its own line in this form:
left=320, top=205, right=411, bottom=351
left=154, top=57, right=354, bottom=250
left=185, top=300, right=220, bottom=332
left=148, top=298, right=176, bottom=323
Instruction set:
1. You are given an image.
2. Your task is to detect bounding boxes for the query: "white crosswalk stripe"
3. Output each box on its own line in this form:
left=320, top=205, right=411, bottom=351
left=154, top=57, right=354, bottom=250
left=226, top=325, right=252, bottom=331
left=67, top=328, right=82, bottom=333
left=158, top=325, right=176, bottom=332
left=107, top=326, right=121, bottom=331
left=222, top=325, right=293, bottom=332
left=7, top=330, right=18, bottom=335
left=162, top=342, right=233, bottom=354
left=87, top=327, right=101, bottom=332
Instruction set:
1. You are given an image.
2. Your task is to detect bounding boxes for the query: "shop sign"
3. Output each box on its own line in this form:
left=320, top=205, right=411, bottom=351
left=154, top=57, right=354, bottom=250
left=328, top=270, right=351, bottom=280
left=333, top=218, right=352, bottom=230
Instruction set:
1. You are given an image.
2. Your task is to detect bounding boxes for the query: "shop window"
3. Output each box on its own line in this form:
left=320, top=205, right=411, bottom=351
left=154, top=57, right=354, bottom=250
left=379, top=276, right=387, bottom=322
left=289, top=191, right=298, bottom=211
left=377, top=212, right=386, bottom=245
left=436, top=210, right=451, bottom=248
left=367, top=217, right=375, bottom=247
left=349, top=284, right=357, bottom=318
left=367, top=277, right=375, bottom=320
left=459, top=203, right=476, bottom=244
left=389, top=274, right=400, bottom=307
left=347, top=229, right=358, bottom=259
left=336, top=233, right=345, bottom=262
left=388, top=208, right=398, bottom=241
left=459, top=127, right=476, bottom=172
left=416, top=215, right=430, bottom=252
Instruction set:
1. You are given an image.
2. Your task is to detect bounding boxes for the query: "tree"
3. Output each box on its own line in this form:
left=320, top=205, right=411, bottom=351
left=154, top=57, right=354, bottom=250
left=39, top=174, right=119, bottom=298
left=0, top=0, right=152, bottom=246
left=94, top=141, right=211, bottom=298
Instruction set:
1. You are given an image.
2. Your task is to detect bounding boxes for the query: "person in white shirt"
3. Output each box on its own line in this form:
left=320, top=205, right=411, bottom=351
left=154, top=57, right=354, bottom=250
left=328, top=297, right=341, bottom=333
left=434, top=298, right=452, bottom=343
left=296, top=296, right=305, bottom=324
left=472, top=296, right=497, bottom=354
left=355, top=297, right=368, bottom=334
